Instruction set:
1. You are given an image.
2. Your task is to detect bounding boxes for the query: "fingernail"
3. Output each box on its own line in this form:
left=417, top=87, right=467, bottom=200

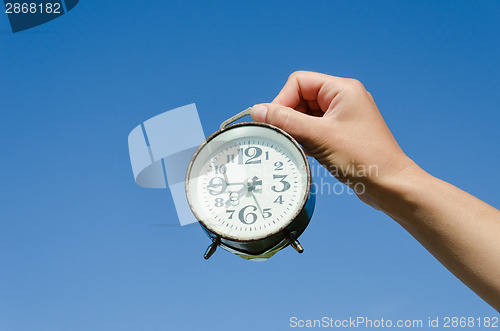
left=251, top=104, right=268, bottom=122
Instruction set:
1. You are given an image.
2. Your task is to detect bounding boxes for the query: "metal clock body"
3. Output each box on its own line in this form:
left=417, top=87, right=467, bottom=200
left=186, top=109, right=315, bottom=260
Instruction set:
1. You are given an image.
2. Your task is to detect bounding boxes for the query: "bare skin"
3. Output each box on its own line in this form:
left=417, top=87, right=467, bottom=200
left=251, top=71, right=500, bottom=312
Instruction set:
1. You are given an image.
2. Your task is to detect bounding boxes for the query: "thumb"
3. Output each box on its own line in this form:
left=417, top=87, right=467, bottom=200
left=250, top=103, right=323, bottom=147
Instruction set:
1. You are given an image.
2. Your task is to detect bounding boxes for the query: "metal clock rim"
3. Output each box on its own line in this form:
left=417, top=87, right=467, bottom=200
left=185, top=121, right=312, bottom=243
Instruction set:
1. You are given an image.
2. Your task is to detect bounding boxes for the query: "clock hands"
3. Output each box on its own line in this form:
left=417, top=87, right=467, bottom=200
left=242, top=177, right=265, bottom=218
left=244, top=176, right=265, bottom=217
left=211, top=161, right=267, bottom=220
left=225, top=181, right=258, bottom=187
left=224, top=176, right=263, bottom=209
left=249, top=191, right=264, bottom=219
left=246, top=176, right=262, bottom=194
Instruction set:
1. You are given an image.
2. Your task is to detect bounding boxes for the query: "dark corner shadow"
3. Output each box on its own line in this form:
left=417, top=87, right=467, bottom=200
left=4, top=0, right=80, bottom=33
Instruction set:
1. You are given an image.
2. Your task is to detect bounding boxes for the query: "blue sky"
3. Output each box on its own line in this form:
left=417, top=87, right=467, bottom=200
left=1, top=1, right=499, bottom=330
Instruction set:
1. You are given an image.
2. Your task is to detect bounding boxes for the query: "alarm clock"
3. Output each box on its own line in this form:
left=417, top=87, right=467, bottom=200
left=186, top=108, right=315, bottom=260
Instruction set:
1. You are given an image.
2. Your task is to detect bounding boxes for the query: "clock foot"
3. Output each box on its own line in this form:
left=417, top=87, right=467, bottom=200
left=204, top=240, right=219, bottom=260
left=290, top=238, right=304, bottom=253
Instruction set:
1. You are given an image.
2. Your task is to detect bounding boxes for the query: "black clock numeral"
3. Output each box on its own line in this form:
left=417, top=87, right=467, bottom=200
left=207, top=177, right=227, bottom=195
left=238, top=205, right=258, bottom=224
left=263, top=208, right=272, bottom=218
left=237, top=148, right=243, bottom=164
left=244, top=146, right=262, bottom=164
left=226, top=209, right=235, bottom=219
left=228, top=192, right=240, bottom=206
left=271, top=174, right=291, bottom=192
left=274, top=161, right=283, bottom=171
left=214, top=165, right=227, bottom=174
left=227, top=146, right=264, bottom=165
left=273, top=195, right=284, bottom=204
left=226, top=154, right=235, bottom=164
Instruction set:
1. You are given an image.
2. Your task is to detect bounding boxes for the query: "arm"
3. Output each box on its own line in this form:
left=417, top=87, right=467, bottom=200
left=251, top=71, right=500, bottom=311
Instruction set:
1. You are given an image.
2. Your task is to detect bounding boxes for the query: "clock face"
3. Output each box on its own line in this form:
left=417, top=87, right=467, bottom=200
left=186, top=123, right=310, bottom=241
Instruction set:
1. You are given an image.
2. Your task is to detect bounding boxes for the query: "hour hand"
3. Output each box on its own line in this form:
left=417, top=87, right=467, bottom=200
left=247, top=176, right=262, bottom=195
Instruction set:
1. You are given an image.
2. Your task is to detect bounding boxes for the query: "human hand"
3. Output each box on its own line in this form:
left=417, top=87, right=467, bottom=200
left=252, top=72, right=500, bottom=311
left=251, top=71, right=417, bottom=204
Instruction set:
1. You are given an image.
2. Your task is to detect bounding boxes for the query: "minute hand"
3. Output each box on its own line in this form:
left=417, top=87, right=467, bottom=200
left=249, top=191, right=265, bottom=218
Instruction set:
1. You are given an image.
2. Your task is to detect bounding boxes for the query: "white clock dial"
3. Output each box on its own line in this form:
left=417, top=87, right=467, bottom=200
left=187, top=124, right=309, bottom=241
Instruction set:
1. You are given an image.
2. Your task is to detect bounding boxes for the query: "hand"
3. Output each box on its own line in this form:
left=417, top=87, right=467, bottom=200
left=251, top=71, right=416, bottom=205
left=251, top=71, right=500, bottom=311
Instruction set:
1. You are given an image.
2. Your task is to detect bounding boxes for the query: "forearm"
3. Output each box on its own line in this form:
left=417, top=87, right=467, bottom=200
left=255, top=71, right=500, bottom=310
left=365, top=161, right=500, bottom=311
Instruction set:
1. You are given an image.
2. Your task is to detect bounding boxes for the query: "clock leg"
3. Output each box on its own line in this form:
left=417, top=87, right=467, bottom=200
left=290, top=238, right=304, bottom=253
left=204, top=239, right=219, bottom=260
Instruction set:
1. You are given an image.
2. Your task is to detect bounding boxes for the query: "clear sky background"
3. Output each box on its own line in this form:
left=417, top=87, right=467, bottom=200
left=1, top=1, right=499, bottom=330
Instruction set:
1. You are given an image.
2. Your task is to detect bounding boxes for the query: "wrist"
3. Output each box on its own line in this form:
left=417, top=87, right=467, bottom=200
left=359, top=158, right=431, bottom=222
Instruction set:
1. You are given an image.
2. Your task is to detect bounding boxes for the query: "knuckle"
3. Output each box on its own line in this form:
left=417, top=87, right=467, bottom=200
left=347, top=78, right=365, bottom=90
left=269, top=106, right=292, bottom=132
left=288, top=70, right=307, bottom=81
left=342, top=78, right=366, bottom=95
left=273, top=106, right=289, bottom=127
